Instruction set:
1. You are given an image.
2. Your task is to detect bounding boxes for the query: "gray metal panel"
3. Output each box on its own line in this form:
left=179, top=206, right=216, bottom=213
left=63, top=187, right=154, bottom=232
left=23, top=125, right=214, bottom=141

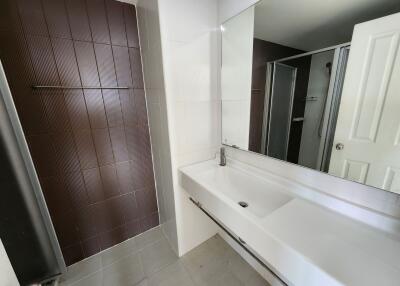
left=0, top=61, right=66, bottom=284
left=267, top=63, right=297, bottom=160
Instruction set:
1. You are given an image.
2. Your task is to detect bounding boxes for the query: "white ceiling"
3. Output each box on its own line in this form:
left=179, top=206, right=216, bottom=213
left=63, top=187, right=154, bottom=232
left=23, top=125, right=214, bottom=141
left=254, top=0, right=400, bottom=51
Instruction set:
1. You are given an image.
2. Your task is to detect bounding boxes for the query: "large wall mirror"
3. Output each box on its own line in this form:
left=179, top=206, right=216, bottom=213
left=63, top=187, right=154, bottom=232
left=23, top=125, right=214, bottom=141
left=221, top=0, right=400, bottom=193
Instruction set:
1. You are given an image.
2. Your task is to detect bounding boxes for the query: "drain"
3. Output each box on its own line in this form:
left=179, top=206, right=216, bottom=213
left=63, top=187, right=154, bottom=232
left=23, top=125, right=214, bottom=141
left=238, top=201, right=248, bottom=208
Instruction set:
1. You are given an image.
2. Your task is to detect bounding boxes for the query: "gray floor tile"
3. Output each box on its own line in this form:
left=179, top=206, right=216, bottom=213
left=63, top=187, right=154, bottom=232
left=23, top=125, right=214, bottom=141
left=203, top=270, right=244, bottom=286
left=60, top=255, right=102, bottom=284
left=102, top=252, right=145, bottom=286
left=69, top=271, right=103, bottom=286
left=140, top=238, right=178, bottom=276
left=59, top=233, right=270, bottom=286
left=135, top=226, right=164, bottom=249
left=226, top=251, right=270, bottom=286
left=147, top=261, right=195, bottom=286
left=102, top=237, right=139, bottom=267
left=182, top=239, right=231, bottom=286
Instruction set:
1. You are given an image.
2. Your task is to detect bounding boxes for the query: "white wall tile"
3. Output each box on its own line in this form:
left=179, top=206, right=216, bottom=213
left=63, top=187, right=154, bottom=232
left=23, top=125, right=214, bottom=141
left=157, top=0, right=221, bottom=256
left=137, top=0, right=179, bottom=254
left=158, top=0, right=218, bottom=43
left=163, top=34, right=219, bottom=102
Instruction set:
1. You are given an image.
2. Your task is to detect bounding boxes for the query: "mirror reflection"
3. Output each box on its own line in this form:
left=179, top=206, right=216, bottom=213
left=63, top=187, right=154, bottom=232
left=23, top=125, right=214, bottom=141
left=221, top=0, right=400, bottom=192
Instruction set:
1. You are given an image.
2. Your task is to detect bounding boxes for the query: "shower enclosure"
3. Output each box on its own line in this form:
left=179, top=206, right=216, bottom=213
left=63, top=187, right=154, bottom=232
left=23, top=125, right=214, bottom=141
left=0, top=62, right=65, bottom=285
left=261, top=44, right=350, bottom=171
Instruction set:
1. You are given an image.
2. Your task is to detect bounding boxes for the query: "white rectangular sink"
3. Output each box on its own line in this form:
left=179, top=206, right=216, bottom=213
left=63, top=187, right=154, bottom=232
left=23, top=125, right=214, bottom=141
left=193, top=163, right=293, bottom=218
left=180, top=158, right=400, bottom=286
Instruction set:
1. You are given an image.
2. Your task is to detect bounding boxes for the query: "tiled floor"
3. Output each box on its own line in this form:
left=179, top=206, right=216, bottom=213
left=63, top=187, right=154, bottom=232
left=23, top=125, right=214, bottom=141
left=58, top=226, right=270, bottom=286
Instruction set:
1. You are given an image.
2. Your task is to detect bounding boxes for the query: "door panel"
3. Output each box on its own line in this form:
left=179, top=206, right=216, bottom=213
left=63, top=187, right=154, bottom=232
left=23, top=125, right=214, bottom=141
left=329, top=12, right=400, bottom=192
left=267, top=63, right=297, bottom=160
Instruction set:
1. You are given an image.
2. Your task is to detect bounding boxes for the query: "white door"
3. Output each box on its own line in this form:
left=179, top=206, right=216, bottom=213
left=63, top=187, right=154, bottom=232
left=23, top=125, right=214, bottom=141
left=329, top=12, right=400, bottom=193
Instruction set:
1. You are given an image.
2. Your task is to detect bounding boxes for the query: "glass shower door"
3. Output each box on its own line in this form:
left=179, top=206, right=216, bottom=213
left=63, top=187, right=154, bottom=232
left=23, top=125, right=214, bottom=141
left=266, top=63, right=297, bottom=160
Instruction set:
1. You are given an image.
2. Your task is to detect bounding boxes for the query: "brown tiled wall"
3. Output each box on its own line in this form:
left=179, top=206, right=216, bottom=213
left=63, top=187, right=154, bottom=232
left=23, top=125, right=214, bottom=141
left=0, top=0, right=158, bottom=265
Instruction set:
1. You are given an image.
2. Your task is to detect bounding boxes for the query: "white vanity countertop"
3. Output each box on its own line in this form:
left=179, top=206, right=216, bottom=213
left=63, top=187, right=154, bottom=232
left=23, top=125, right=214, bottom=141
left=180, top=159, right=400, bottom=286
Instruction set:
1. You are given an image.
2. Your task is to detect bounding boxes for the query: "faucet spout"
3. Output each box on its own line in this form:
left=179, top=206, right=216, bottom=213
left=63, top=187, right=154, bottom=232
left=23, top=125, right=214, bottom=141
left=220, top=147, right=226, bottom=166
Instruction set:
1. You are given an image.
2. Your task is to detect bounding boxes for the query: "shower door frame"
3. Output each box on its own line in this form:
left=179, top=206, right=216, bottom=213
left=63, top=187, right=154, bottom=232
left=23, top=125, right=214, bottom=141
left=0, top=61, right=66, bottom=282
left=261, top=42, right=351, bottom=167
left=265, top=63, right=297, bottom=160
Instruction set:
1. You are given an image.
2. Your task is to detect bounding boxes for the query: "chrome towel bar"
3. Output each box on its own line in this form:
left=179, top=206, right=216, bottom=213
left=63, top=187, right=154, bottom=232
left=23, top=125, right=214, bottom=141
left=31, top=85, right=132, bottom=90
left=189, top=197, right=288, bottom=286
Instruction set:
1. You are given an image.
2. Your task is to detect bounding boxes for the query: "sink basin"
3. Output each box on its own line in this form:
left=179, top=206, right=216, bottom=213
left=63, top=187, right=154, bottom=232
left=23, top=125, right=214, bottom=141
left=195, top=164, right=293, bottom=218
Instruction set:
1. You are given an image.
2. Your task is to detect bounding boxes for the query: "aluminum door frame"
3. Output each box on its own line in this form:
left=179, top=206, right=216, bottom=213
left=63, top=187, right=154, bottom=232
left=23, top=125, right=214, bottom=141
left=266, top=63, right=297, bottom=160
left=0, top=61, right=66, bottom=281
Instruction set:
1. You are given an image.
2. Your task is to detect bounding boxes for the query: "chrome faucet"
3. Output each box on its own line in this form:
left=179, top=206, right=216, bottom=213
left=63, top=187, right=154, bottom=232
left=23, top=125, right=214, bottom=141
left=219, top=147, right=226, bottom=166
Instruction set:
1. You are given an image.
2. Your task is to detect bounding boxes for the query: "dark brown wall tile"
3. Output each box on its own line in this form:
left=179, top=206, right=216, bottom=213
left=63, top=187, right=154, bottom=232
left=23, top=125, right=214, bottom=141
left=109, top=126, right=129, bottom=163
left=63, top=171, right=90, bottom=208
left=94, top=197, right=125, bottom=233
left=124, top=219, right=142, bottom=238
left=73, top=129, right=98, bottom=169
left=130, top=159, right=145, bottom=190
left=136, top=187, right=158, bottom=218
left=99, top=164, right=120, bottom=198
left=27, top=35, right=60, bottom=85
left=83, top=167, right=105, bottom=203
left=110, top=126, right=129, bottom=162
left=99, top=225, right=126, bottom=250
left=103, top=90, right=124, bottom=127
left=124, top=126, right=141, bottom=162
left=52, top=210, right=80, bottom=247
left=16, top=0, right=48, bottom=36
left=64, top=90, right=91, bottom=130
left=65, top=0, right=92, bottom=41
left=75, top=206, right=98, bottom=240
left=27, top=134, right=58, bottom=177
left=129, top=48, right=144, bottom=88
left=123, top=5, right=139, bottom=48
left=113, top=45, right=132, bottom=87
left=42, top=0, right=71, bottom=38
left=92, top=128, right=114, bottom=165
left=119, top=89, right=136, bottom=126
left=62, top=244, right=84, bottom=265
left=106, top=0, right=127, bottom=46
left=115, top=161, right=134, bottom=194
left=74, top=41, right=100, bottom=87
left=83, top=89, right=108, bottom=128
left=82, top=236, right=101, bottom=257
left=141, top=212, right=159, bottom=232
left=41, top=90, right=72, bottom=132
left=121, top=193, right=139, bottom=222
left=1, top=0, right=158, bottom=266
left=52, top=38, right=81, bottom=86
left=18, top=94, right=50, bottom=135
left=86, top=0, right=111, bottom=44
left=41, top=176, right=73, bottom=215
left=51, top=132, right=81, bottom=173
left=94, top=43, right=117, bottom=86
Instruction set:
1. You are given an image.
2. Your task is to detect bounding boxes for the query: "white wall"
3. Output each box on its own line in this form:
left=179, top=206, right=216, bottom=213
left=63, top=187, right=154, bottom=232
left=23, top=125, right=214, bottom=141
left=298, top=51, right=334, bottom=169
left=157, top=0, right=221, bottom=256
left=221, top=7, right=254, bottom=149
left=219, top=0, right=260, bottom=23
left=136, top=0, right=179, bottom=253
left=0, top=240, right=19, bottom=286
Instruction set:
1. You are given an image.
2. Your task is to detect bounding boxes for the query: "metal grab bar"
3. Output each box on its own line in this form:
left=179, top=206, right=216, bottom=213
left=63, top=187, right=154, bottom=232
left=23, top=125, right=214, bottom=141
left=32, top=85, right=132, bottom=90
left=189, top=197, right=288, bottom=286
